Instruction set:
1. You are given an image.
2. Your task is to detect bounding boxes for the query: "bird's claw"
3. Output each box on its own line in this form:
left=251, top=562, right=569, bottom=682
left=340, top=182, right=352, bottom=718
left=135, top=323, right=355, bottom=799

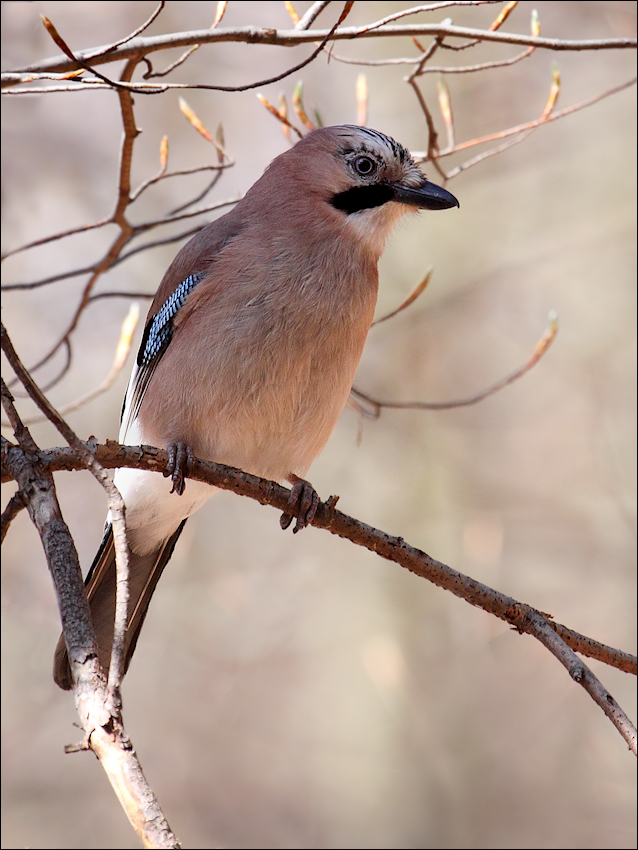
left=280, top=476, right=320, bottom=533
left=165, top=441, right=194, bottom=495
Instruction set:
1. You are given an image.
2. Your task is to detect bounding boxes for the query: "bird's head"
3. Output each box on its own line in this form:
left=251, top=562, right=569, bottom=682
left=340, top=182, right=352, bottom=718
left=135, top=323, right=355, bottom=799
left=274, top=125, right=459, bottom=256
left=241, top=125, right=458, bottom=261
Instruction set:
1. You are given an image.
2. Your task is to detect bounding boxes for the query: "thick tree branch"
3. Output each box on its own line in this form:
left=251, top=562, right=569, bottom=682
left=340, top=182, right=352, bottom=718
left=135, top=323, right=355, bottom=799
left=1, top=328, right=179, bottom=849
left=2, top=22, right=635, bottom=88
left=3, top=439, right=635, bottom=752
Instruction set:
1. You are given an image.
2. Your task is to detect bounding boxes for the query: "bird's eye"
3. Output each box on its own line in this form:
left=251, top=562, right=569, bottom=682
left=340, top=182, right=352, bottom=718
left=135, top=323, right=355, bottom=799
left=353, top=155, right=377, bottom=177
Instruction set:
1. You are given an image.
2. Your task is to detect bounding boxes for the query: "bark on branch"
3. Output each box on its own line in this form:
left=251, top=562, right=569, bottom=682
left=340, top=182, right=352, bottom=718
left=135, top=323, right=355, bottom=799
left=2, top=438, right=636, bottom=753
left=2, top=22, right=635, bottom=87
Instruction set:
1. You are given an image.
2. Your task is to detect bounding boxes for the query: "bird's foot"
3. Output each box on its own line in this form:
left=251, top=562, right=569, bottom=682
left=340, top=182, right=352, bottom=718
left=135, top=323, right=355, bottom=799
left=165, top=441, right=194, bottom=495
left=280, top=474, right=320, bottom=534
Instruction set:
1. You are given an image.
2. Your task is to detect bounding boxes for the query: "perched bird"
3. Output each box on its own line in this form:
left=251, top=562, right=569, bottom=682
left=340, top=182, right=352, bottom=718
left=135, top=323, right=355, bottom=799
left=53, top=125, right=458, bottom=690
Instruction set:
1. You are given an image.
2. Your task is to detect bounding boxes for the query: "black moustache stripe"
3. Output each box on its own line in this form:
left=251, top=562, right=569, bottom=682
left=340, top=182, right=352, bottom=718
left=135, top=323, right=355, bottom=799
left=331, top=183, right=395, bottom=214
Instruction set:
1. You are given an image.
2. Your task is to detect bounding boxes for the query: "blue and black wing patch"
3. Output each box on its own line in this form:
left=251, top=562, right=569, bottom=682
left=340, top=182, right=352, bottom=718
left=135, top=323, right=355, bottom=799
left=123, top=272, right=206, bottom=427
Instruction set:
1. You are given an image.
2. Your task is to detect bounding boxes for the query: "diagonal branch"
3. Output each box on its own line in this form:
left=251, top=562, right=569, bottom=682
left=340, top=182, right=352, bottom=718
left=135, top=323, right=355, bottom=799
left=353, top=312, right=558, bottom=415
left=0, top=324, right=129, bottom=696
left=3, top=440, right=635, bottom=751
left=1, top=324, right=180, bottom=848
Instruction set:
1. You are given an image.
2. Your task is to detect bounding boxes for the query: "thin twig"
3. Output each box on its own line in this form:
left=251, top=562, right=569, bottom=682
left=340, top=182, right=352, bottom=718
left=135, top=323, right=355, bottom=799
left=131, top=157, right=231, bottom=203
left=1, top=323, right=130, bottom=699
left=142, top=0, right=228, bottom=79
left=296, top=0, right=332, bottom=30
left=39, top=14, right=166, bottom=96
left=406, top=35, right=446, bottom=175
left=415, top=75, right=637, bottom=162
left=1, top=218, right=111, bottom=262
left=2, top=265, right=97, bottom=292
left=372, top=268, right=434, bottom=325
left=112, top=225, right=209, bottom=266
left=2, top=83, right=117, bottom=94
left=357, top=1, right=501, bottom=35
left=446, top=129, right=531, bottom=177
left=0, top=485, right=26, bottom=543
left=167, top=170, right=225, bottom=216
left=331, top=30, right=534, bottom=70
left=351, top=312, right=558, bottom=415
left=34, top=2, right=356, bottom=98
left=418, top=45, right=534, bottom=73
left=4, top=305, right=140, bottom=426
left=84, top=1, right=166, bottom=59
left=88, top=291, right=153, bottom=302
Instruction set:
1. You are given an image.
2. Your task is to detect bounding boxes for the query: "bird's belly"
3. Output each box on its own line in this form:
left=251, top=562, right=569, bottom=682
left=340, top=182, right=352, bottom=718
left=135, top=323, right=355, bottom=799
left=199, top=347, right=358, bottom=482
left=141, top=332, right=362, bottom=485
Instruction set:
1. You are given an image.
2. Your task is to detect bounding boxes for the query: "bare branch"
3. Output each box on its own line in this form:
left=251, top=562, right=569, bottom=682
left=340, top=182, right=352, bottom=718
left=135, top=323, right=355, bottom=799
left=5, top=305, right=140, bottom=426
left=85, top=1, right=167, bottom=59
left=112, top=224, right=210, bottom=266
left=4, top=439, right=635, bottom=750
left=1, top=218, right=111, bottom=262
left=405, top=35, right=446, bottom=174
left=1, top=325, right=129, bottom=692
left=445, top=128, right=531, bottom=177
left=331, top=45, right=534, bottom=69
left=415, top=75, right=637, bottom=163
left=356, top=1, right=501, bottom=35
left=2, top=264, right=97, bottom=292
left=3, top=21, right=635, bottom=88
left=548, top=622, right=637, bottom=676
left=419, top=44, right=534, bottom=72
left=352, top=312, right=558, bottom=415
left=3, top=4, right=635, bottom=842
left=39, top=14, right=165, bottom=96
left=141, top=0, right=228, bottom=79
left=257, top=92, right=305, bottom=139
left=1, top=433, right=179, bottom=847
left=0, top=326, right=184, bottom=843
left=0, top=485, right=26, bottom=543
left=88, top=291, right=153, bottom=303
left=296, top=1, right=333, bottom=31
left=5, top=56, right=142, bottom=394
left=2, top=82, right=120, bottom=95
left=372, top=267, right=434, bottom=326
left=33, top=2, right=356, bottom=98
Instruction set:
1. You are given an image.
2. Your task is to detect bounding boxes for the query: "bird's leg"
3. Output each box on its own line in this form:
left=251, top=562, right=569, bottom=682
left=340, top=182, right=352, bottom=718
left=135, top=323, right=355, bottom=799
left=165, top=441, right=194, bottom=496
left=280, top=473, right=320, bottom=534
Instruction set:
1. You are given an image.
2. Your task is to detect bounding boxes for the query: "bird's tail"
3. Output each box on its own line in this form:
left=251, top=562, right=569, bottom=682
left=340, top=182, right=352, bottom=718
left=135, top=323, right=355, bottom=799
left=53, top=520, right=187, bottom=690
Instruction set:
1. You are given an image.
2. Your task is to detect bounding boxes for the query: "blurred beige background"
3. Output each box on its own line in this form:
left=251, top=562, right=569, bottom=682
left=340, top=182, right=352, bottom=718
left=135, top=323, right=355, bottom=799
left=2, top=2, right=636, bottom=848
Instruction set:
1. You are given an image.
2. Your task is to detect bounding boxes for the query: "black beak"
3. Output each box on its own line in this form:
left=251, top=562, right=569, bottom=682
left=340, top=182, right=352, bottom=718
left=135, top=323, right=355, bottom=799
left=393, top=180, right=459, bottom=210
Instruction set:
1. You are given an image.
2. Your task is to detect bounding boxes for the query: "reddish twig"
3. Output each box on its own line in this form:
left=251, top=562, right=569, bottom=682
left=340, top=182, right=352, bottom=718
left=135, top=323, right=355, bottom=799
left=352, top=312, right=558, bottom=415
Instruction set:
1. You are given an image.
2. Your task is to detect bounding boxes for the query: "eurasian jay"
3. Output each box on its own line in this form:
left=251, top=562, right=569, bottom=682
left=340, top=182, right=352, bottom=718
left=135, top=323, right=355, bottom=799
left=53, top=125, right=458, bottom=689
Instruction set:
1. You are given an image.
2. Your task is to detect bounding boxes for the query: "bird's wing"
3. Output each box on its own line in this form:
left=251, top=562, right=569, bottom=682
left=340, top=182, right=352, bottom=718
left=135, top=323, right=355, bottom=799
left=120, top=214, right=242, bottom=441
left=121, top=272, right=206, bottom=437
